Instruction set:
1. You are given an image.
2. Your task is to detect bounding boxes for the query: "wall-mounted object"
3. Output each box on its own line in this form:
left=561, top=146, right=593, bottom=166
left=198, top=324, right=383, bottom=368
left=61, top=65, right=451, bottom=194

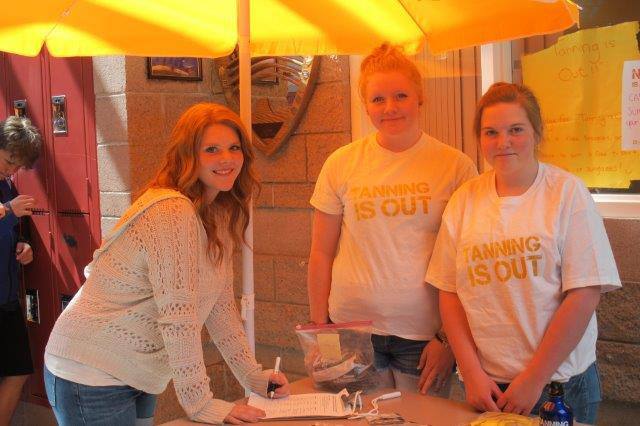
left=215, top=50, right=319, bottom=156
left=147, top=57, right=202, bottom=81
left=51, top=95, right=68, bottom=135
left=13, top=99, right=27, bottom=117
left=25, top=289, right=40, bottom=324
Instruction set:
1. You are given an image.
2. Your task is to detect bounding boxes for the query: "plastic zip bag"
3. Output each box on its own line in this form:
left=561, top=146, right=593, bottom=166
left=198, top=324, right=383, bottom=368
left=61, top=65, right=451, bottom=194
left=295, top=321, right=380, bottom=393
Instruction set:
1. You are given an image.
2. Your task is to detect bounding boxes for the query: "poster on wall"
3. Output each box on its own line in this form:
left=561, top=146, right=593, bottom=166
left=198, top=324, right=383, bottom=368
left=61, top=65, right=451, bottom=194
left=147, top=57, right=202, bottom=81
left=522, top=21, right=640, bottom=189
left=622, top=60, right=640, bottom=152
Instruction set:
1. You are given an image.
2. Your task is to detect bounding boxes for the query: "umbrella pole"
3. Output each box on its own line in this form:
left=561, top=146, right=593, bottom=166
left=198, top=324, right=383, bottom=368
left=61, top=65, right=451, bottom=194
left=238, top=0, right=256, bottom=356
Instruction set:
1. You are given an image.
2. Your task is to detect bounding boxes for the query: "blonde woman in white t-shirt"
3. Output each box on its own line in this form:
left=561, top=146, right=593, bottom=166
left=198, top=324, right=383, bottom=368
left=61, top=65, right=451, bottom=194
left=426, top=83, right=621, bottom=424
left=308, top=44, right=477, bottom=395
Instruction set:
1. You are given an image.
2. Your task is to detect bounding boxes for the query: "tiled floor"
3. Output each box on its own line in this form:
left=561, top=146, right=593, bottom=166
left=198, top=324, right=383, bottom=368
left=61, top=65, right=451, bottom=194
left=10, top=402, right=56, bottom=426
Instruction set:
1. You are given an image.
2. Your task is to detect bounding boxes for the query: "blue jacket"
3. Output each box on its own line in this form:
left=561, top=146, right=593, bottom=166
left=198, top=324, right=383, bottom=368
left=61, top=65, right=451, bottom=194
left=0, top=179, right=26, bottom=305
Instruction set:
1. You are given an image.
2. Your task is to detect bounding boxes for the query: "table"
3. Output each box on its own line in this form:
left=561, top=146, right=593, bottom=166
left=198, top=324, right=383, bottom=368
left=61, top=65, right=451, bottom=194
left=161, top=378, right=589, bottom=425
left=162, top=378, right=482, bottom=425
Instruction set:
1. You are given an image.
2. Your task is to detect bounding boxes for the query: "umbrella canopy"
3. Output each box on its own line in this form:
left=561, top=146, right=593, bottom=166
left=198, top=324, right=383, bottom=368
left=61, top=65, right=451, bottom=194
left=0, top=0, right=580, bottom=353
left=2, top=0, right=579, bottom=58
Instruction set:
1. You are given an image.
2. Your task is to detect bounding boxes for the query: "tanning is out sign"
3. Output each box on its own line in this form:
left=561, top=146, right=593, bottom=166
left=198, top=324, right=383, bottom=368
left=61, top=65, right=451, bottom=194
left=622, top=60, right=640, bottom=151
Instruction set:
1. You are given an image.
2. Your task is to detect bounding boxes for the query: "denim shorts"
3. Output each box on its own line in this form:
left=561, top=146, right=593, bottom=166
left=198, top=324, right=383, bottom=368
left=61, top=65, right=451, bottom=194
left=44, top=366, right=157, bottom=426
left=371, top=334, right=427, bottom=376
left=492, top=362, right=602, bottom=425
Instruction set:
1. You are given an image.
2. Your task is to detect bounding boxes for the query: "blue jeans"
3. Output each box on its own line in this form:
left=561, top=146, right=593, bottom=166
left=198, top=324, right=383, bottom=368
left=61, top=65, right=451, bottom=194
left=44, top=366, right=157, bottom=426
left=484, top=362, right=601, bottom=425
left=371, top=334, right=427, bottom=376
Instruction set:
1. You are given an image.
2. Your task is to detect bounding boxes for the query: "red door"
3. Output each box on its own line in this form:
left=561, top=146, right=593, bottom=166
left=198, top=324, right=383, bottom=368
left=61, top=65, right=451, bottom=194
left=0, top=50, right=100, bottom=405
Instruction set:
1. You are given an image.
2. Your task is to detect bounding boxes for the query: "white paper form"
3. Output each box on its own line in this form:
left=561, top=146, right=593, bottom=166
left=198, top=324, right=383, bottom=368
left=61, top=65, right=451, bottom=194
left=248, top=389, right=352, bottom=419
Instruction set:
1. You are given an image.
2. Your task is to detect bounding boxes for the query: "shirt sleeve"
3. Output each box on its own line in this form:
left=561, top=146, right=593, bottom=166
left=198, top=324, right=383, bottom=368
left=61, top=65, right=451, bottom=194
left=560, top=184, right=621, bottom=293
left=454, top=155, right=479, bottom=191
left=425, top=198, right=461, bottom=293
left=0, top=185, right=20, bottom=238
left=310, top=149, right=344, bottom=215
left=204, top=274, right=269, bottom=397
left=140, top=198, right=236, bottom=425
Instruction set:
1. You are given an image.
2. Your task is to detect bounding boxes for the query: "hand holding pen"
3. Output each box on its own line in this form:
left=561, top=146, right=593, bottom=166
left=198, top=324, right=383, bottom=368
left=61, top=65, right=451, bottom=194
left=267, top=356, right=290, bottom=399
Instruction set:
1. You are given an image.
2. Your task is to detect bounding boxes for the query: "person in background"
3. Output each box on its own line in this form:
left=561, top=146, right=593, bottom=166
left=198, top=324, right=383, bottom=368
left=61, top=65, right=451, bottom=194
left=44, top=103, right=289, bottom=426
left=426, top=82, right=621, bottom=424
left=308, top=44, right=477, bottom=395
left=0, top=116, right=41, bottom=426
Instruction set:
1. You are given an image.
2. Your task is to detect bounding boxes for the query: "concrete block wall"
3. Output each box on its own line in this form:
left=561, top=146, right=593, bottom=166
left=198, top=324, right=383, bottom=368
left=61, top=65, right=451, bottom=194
left=232, top=56, right=352, bottom=380
left=598, top=218, right=640, bottom=403
left=93, top=55, right=223, bottom=235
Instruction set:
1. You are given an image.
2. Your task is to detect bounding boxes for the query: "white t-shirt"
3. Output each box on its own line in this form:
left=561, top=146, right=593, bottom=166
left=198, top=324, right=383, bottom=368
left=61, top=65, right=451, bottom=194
left=426, top=162, right=621, bottom=383
left=311, top=132, right=477, bottom=340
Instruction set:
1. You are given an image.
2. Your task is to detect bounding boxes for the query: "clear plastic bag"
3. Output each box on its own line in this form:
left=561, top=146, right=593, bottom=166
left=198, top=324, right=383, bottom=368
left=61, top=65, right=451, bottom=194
left=294, top=320, right=380, bottom=393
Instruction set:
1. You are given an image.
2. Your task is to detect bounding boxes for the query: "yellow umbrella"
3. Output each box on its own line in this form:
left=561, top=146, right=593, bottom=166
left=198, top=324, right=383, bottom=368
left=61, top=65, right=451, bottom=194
left=1, top=0, right=578, bottom=57
left=0, top=0, right=579, bottom=349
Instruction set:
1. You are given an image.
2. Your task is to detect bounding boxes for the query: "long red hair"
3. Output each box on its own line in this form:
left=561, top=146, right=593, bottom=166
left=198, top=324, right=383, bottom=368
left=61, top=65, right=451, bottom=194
left=148, top=103, right=259, bottom=262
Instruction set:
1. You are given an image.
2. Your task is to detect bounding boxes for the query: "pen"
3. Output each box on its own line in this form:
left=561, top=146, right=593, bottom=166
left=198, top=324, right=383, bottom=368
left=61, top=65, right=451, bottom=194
left=267, top=356, right=281, bottom=399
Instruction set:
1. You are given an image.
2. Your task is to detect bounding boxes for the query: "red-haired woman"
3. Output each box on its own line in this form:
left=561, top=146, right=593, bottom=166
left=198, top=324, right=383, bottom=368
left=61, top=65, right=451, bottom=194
left=44, top=103, right=289, bottom=425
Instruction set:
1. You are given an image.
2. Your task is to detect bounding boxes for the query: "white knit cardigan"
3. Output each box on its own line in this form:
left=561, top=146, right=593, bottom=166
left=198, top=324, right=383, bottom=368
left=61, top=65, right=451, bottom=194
left=46, top=188, right=269, bottom=424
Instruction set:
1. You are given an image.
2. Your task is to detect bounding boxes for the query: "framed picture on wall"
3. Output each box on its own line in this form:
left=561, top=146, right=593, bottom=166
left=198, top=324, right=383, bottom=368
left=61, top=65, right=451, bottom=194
left=147, top=57, right=202, bottom=81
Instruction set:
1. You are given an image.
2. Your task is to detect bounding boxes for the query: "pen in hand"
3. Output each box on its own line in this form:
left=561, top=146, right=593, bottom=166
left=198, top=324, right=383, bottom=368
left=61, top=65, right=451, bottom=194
left=267, top=356, right=281, bottom=399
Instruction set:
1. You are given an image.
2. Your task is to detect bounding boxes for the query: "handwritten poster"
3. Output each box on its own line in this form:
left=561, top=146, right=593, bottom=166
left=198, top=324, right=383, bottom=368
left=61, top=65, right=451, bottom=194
left=522, top=21, right=640, bottom=188
left=622, top=60, right=640, bottom=151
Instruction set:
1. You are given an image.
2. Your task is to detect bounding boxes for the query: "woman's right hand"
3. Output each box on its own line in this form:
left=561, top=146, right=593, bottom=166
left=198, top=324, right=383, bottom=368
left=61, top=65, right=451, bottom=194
left=9, top=194, right=35, bottom=217
left=464, top=369, right=503, bottom=413
left=224, top=403, right=266, bottom=424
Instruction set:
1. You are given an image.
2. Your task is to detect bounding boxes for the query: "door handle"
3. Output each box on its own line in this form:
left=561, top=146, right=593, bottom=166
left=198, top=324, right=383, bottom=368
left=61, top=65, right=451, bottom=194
left=13, top=99, right=27, bottom=117
left=52, top=95, right=68, bottom=135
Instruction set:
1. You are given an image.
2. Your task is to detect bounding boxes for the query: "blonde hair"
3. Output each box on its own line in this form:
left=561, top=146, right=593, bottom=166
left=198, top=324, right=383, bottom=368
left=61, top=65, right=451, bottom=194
left=359, top=43, right=424, bottom=104
left=148, top=103, right=259, bottom=263
left=474, top=82, right=543, bottom=142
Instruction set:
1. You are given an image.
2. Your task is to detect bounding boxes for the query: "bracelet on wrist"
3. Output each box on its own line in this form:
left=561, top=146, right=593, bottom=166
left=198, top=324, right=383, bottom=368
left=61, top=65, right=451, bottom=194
left=435, top=331, right=449, bottom=348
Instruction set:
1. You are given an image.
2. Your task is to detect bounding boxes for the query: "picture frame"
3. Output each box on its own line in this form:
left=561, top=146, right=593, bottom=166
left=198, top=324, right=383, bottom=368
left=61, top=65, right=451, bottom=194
left=147, top=57, right=202, bottom=81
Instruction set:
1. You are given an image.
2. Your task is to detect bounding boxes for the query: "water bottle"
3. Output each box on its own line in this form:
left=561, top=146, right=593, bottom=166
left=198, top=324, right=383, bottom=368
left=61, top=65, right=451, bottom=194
left=539, top=382, right=573, bottom=426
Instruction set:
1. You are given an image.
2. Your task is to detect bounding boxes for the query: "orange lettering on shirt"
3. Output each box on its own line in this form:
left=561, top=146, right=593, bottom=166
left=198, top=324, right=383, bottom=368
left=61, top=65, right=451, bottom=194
left=494, top=260, right=511, bottom=282
left=471, top=246, right=483, bottom=262
left=525, top=236, right=541, bottom=252
left=526, top=255, right=542, bottom=276
left=355, top=201, right=375, bottom=220
left=417, top=195, right=431, bottom=214
left=468, top=263, right=491, bottom=286
left=463, top=247, right=470, bottom=263
left=511, top=238, right=525, bottom=255
left=380, top=199, right=400, bottom=216
left=400, top=197, right=417, bottom=215
left=475, top=263, right=491, bottom=285
left=511, top=257, right=528, bottom=279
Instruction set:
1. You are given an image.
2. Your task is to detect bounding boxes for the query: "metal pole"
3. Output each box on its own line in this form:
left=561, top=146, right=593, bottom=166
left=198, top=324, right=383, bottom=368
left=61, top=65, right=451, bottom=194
left=238, top=0, right=255, bottom=355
